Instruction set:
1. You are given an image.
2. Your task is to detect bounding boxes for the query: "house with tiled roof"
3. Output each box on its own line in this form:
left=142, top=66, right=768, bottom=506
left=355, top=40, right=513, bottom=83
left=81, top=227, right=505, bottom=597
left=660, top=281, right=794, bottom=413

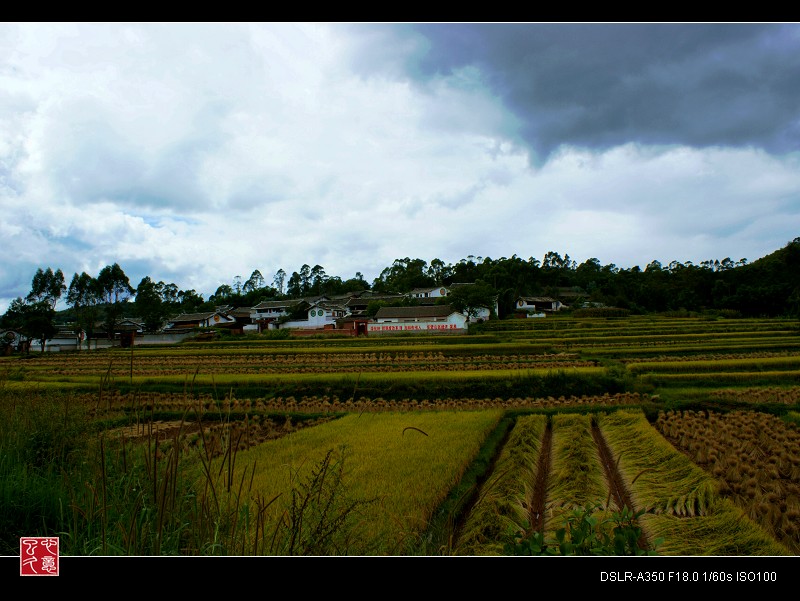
left=407, top=286, right=449, bottom=305
left=368, top=304, right=468, bottom=334
left=165, top=311, right=236, bottom=330
left=516, top=296, right=562, bottom=314
left=250, top=299, right=310, bottom=330
left=345, top=293, right=406, bottom=315
left=278, top=299, right=349, bottom=330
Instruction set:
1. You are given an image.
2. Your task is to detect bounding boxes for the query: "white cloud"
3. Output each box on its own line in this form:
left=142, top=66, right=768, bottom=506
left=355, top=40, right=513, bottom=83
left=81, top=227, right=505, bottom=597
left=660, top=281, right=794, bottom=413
left=1, top=23, right=799, bottom=315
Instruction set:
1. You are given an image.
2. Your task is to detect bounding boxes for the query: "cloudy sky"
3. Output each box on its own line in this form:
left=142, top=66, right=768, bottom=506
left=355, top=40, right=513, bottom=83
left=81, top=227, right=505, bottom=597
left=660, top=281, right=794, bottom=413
left=2, top=22, right=799, bottom=312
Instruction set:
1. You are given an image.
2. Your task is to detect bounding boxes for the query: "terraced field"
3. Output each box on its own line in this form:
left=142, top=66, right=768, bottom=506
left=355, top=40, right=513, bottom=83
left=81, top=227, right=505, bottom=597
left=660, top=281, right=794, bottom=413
left=2, top=314, right=799, bottom=556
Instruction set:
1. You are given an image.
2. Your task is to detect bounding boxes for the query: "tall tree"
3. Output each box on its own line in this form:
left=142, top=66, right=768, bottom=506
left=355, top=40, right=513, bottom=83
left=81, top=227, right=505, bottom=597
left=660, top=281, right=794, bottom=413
left=273, top=269, right=287, bottom=295
left=372, top=258, right=434, bottom=292
left=135, top=277, right=169, bottom=332
left=96, top=263, right=134, bottom=340
left=178, top=289, right=204, bottom=312
left=67, top=272, right=101, bottom=349
left=286, top=271, right=302, bottom=297
left=299, top=264, right=311, bottom=295
left=310, top=265, right=327, bottom=295
left=243, top=270, right=265, bottom=293
left=27, top=267, right=66, bottom=309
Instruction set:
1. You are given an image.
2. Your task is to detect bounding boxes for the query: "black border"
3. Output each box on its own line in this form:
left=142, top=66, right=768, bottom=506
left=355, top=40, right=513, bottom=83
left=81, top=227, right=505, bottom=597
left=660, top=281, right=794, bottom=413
left=3, top=554, right=797, bottom=590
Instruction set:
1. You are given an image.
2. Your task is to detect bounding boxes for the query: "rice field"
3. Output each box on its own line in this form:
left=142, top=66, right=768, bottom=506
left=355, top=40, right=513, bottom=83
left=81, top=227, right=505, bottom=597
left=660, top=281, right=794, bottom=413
left=3, top=314, right=800, bottom=556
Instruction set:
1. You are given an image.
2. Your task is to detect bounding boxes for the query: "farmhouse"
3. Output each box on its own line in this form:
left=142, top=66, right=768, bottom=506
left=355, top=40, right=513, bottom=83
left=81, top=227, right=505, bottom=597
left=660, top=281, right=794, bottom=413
left=516, top=296, right=563, bottom=314
left=408, top=286, right=449, bottom=304
left=280, top=300, right=349, bottom=331
left=250, top=299, right=309, bottom=331
left=345, top=292, right=405, bottom=315
left=368, top=304, right=468, bottom=334
left=165, top=311, right=236, bottom=331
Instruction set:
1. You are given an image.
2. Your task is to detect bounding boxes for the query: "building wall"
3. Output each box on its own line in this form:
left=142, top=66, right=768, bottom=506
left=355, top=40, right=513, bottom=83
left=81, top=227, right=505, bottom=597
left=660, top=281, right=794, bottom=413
left=368, top=312, right=467, bottom=334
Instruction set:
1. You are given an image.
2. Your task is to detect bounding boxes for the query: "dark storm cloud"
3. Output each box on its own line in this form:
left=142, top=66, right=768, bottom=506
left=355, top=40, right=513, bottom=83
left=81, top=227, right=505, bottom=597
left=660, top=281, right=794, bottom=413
left=357, top=24, right=800, bottom=162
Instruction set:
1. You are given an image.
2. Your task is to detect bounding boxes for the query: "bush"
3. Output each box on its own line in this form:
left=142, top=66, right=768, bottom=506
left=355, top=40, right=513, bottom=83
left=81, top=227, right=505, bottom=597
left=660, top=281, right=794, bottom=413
left=503, top=504, right=661, bottom=556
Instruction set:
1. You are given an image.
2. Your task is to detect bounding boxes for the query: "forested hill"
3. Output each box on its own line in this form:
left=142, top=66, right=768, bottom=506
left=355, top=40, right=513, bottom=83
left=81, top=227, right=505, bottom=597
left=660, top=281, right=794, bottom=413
left=7, top=239, right=800, bottom=335
left=367, top=240, right=800, bottom=318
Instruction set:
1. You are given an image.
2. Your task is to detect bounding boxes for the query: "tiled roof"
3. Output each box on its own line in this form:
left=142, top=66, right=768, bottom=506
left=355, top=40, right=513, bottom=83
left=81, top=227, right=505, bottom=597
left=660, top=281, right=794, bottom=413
left=375, top=305, right=457, bottom=319
left=252, top=299, right=306, bottom=310
left=345, top=294, right=404, bottom=307
left=169, top=312, right=217, bottom=322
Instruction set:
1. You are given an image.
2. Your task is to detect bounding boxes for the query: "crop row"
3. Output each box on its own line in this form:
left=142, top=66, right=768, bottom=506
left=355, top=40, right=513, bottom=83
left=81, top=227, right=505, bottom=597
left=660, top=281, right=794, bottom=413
left=83, top=390, right=653, bottom=416
left=627, top=356, right=800, bottom=374
left=16, top=355, right=595, bottom=377
left=708, top=387, right=800, bottom=405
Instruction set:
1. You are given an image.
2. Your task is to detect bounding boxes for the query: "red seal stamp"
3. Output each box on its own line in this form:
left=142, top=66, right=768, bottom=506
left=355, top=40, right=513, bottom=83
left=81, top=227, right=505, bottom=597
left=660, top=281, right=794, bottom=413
left=20, top=537, right=59, bottom=576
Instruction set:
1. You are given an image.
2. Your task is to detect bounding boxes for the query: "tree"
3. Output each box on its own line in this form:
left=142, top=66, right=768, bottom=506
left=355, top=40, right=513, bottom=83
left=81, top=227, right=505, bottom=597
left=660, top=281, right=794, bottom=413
left=135, top=277, right=169, bottom=332
left=445, top=282, right=498, bottom=321
left=178, top=289, right=204, bottom=312
left=1, top=297, right=57, bottom=353
left=243, top=270, right=265, bottom=293
left=96, top=263, right=134, bottom=340
left=67, top=272, right=101, bottom=349
left=273, top=269, right=287, bottom=295
left=27, top=267, right=66, bottom=309
left=286, top=272, right=302, bottom=297
left=372, top=258, right=434, bottom=292
left=427, top=258, right=452, bottom=285
left=212, top=284, right=233, bottom=302
left=342, top=272, right=369, bottom=293
left=310, top=265, right=327, bottom=295
left=299, top=264, right=311, bottom=295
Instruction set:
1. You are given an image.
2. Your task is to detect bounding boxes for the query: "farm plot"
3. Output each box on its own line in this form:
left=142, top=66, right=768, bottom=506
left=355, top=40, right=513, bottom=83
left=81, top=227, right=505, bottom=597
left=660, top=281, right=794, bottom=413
left=598, top=410, right=793, bottom=555
left=454, top=409, right=792, bottom=555
left=204, top=410, right=503, bottom=555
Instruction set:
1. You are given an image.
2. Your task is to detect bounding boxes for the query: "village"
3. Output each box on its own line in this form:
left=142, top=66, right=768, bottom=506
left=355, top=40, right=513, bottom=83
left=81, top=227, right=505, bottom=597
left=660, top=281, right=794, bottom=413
left=7, top=286, right=564, bottom=353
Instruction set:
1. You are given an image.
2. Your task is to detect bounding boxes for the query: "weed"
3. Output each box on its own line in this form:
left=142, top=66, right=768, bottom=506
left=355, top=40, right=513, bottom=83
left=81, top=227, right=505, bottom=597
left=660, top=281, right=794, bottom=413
left=503, top=504, right=662, bottom=556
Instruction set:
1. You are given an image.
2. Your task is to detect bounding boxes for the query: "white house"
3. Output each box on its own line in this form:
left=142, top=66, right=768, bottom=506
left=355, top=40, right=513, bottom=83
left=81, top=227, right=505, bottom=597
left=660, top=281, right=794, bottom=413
left=368, top=304, right=468, bottom=334
left=516, top=296, right=563, bottom=313
left=250, top=299, right=309, bottom=330
left=165, top=311, right=236, bottom=330
left=306, top=301, right=349, bottom=327
left=278, top=300, right=349, bottom=330
left=408, top=286, right=449, bottom=303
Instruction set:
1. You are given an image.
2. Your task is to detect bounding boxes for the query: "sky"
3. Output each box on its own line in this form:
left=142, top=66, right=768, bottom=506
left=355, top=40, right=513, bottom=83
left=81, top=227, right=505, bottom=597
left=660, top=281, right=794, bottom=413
left=2, top=22, right=799, bottom=313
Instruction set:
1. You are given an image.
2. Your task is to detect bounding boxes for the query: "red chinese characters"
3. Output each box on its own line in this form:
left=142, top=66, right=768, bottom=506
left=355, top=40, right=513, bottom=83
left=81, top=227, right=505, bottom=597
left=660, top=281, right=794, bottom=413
left=20, top=537, right=59, bottom=576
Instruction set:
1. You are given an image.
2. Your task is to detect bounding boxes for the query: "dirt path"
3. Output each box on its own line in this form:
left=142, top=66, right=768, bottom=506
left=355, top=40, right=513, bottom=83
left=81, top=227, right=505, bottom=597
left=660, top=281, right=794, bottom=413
left=529, top=423, right=552, bottom=532
left=591, top=422, right=650, bottom=551
left=525, top=419, right=650, bottom=552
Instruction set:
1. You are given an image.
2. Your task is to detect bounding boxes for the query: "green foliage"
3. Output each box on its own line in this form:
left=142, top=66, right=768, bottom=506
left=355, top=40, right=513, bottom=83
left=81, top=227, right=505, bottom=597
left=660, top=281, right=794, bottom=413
left=1, top=298, right=58, bottom=352
left=446, top=281, right=498, bottom=320
left=0, top=390, right=93, bottom=554
left=503, top=504, right=661, bottom=556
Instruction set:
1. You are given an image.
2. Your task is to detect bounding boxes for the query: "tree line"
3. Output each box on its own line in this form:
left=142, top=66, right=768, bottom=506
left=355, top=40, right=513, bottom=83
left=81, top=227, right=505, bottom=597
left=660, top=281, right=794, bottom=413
left=3, top=238, right=799, bottom=351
